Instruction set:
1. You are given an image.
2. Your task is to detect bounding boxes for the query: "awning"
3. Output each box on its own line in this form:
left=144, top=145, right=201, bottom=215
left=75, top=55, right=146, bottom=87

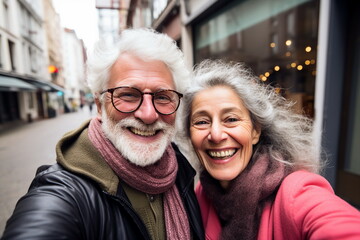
left=47, top=82, right=65, bottom=92
left=24, top=79, right=65, bottom=92
left=0, top=75, right=36, bottom=91
left=28, top=80, right=52, bottom=91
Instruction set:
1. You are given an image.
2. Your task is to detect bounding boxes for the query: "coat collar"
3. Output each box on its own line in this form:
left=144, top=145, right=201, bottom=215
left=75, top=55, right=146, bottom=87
left=56, top=119, right=119, bottom=195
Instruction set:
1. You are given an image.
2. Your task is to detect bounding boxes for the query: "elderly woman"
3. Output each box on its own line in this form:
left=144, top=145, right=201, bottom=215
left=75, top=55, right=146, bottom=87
left=179, top=60, right=360, bottom=240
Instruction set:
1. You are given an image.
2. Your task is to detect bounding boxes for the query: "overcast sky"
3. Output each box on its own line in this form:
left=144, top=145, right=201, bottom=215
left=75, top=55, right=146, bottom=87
left=51, top=0, right=99, bottom=53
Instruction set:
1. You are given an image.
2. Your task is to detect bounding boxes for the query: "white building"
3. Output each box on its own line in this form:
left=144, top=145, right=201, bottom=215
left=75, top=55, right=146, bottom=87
left=0, top=0, right=50, bottom=124
left=61, top=28, right=86, bottom=111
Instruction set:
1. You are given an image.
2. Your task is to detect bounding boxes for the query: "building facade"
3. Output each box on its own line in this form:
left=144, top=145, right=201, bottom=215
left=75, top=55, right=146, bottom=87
left=61, top=28, right=87, bottom=112
left=0, top=0, right=67, bottom=127
left=1, top=0, right=45, bottom=125
left=42, top=0, right=66, bottom=116
left=0, top=0, right=90, bottom=128
left=177, top=0, right=359, bottom=207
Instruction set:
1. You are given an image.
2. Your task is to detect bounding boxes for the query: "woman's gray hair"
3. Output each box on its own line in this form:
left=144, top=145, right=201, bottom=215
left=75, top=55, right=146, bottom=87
left=86, top=28, right=190, bottom=98
left=178, top=59, right=324, bottom=173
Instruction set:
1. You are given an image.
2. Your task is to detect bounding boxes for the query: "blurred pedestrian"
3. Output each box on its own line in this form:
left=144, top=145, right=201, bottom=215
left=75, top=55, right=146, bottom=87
left=180, top=59, right=360, bottom=240
left=88, top=99, right=93, bottom=114
left=1, top=28, right=204, bottom=240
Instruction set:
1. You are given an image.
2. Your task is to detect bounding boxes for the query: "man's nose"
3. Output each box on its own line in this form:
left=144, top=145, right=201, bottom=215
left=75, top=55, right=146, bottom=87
left=133, top=94, right=159, bottom=124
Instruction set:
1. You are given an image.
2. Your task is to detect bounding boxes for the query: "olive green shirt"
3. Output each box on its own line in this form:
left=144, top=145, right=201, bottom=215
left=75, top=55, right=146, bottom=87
left=122, top=181, right=166, bottom=240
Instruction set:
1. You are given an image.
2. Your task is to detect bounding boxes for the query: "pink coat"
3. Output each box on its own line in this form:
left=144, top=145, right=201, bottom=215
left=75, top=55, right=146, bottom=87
left=196, top=170, right=360, bottom=240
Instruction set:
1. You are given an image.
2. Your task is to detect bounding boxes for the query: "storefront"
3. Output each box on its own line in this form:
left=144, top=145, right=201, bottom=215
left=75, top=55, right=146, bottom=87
left=0, top=74, right=65, bottom=126
left=193, top=0, right=319, bottom=117
left=0, top=75, right=36, bottom=124
left=183, top=0, right=360, bottom=207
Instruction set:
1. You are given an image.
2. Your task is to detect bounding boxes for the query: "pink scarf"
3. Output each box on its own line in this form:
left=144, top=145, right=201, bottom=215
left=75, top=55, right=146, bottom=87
left=200, top=149, right=289, bottom=240
left=88, top=118, right=190, bottom=239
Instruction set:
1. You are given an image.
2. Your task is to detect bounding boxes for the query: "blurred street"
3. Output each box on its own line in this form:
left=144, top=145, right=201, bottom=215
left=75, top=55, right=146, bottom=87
left=0, top=108, right=96, bottom=234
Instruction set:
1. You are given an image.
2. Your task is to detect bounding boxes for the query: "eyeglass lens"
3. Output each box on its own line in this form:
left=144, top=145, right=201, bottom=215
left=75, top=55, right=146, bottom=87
left=111, top=87, right=180, bottom=114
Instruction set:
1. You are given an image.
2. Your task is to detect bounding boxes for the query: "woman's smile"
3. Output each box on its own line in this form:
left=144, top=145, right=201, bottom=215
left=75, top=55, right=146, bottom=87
left=207, top=148, right=238, bottom=160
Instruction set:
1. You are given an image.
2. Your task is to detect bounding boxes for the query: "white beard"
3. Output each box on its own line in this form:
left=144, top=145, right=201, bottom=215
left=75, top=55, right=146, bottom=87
left=101, top=110, right=175, bottom=167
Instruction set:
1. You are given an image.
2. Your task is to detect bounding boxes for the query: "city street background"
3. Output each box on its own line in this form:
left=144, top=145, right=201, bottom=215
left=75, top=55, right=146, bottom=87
left=0, top=108, right=96, bottom=234
left=1, top=0, right=359, bottom=234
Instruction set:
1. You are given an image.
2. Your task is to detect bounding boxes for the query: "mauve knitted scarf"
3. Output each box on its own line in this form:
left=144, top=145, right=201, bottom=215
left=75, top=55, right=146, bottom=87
left=200, top=150, right=288, bottom=240
left=88, top=118, right=190, bottom=240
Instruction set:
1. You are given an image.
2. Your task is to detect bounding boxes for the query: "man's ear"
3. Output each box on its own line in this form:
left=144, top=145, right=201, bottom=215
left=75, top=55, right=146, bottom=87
left=95, top=97, right=102, bottom=119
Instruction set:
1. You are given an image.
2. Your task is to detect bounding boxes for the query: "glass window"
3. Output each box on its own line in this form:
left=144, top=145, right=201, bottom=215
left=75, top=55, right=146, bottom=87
left=335, top=1, right=360, bottom=206
left=8, top=40, right=15, bottom=71
left=194, top=0, right=320, bottom=118
left=345, top=25, right=360, bottom=175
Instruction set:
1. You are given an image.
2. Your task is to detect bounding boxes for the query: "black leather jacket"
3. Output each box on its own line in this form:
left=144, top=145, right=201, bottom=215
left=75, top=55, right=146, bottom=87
left=1, top=121, right=204, bottom=240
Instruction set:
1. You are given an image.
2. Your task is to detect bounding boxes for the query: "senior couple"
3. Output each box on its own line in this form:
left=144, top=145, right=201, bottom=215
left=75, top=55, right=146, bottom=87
left=2, top=28, right=360, bottom=240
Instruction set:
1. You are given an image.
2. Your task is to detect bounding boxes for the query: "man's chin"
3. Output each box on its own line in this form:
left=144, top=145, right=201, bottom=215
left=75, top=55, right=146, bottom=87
left=120, top=140, right=169, bottom=166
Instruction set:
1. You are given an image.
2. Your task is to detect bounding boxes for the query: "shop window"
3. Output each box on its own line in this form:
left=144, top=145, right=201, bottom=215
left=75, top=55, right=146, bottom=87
left=194, top=0, right=319, bottom=118
left=337, top=0, right=360, bottom=207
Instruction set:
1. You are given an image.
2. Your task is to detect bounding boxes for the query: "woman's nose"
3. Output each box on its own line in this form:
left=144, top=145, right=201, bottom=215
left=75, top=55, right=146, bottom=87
left=208, top=121, right=227, bottom=143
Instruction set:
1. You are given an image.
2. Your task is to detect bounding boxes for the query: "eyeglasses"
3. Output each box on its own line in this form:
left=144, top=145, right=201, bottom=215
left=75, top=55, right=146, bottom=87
left=100, top=86, right=183, bottom=115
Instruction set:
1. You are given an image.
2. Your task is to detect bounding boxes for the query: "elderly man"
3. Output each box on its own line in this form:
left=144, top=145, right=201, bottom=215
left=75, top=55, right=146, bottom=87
left=2, top=28, right=204, bottom=240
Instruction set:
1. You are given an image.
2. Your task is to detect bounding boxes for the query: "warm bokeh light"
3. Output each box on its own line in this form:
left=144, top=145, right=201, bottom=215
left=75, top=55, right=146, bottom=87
left=48, top=65, right=58, bottom=73
left=274, top=66, right=280, bottom=71
left=259, top=74, right=267, bottom=81
left=305, top=46, right=312, bottom=52
left=291, top=62, right=297, bottom=68
left=305, top=60, right=311, bottom=65
left=297, top=65, right=303, bottom=70
left=285, top=40, right=292, bottom=46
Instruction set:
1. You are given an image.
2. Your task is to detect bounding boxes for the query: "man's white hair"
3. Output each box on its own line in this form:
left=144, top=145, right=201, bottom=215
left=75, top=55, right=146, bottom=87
left=86, top=28, right=190, bottom=97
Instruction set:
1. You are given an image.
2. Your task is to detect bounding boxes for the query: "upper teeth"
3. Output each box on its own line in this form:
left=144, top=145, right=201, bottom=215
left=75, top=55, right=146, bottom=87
left=131, top=128, right=156, bottom=137
left=208, top=149, right=236, bottom=158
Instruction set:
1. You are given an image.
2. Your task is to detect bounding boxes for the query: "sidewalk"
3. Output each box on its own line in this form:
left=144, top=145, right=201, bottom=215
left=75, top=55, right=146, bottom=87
left=0, top=108, right=96, bottom=234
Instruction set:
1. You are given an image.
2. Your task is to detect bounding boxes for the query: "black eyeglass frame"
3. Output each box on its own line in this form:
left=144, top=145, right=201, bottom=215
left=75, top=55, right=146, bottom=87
left=100, top=86, right=183, bottom=115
